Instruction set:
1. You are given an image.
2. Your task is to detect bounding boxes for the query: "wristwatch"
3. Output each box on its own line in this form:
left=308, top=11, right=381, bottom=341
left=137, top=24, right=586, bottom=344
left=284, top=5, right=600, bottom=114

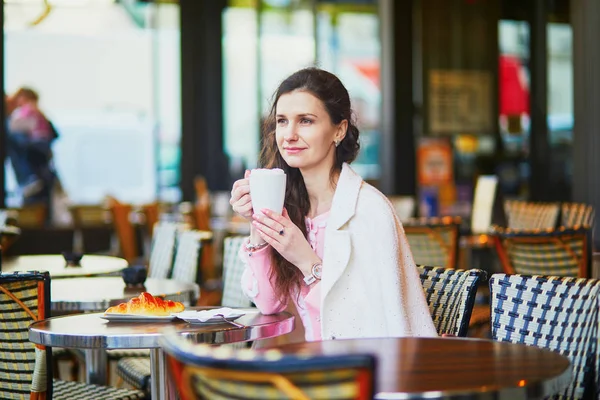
left=303, top=263, right=322, bottom=286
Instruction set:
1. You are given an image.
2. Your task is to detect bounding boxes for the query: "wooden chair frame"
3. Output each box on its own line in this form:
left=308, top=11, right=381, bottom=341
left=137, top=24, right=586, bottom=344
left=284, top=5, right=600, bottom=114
left=492, top=227, right=591, bottom=278
left=403, top=217, right=461, bottom=269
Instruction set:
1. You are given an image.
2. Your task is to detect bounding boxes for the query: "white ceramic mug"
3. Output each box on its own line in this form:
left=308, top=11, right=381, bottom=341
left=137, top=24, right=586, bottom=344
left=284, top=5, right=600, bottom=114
left=249, top=168, right=287, bottom=215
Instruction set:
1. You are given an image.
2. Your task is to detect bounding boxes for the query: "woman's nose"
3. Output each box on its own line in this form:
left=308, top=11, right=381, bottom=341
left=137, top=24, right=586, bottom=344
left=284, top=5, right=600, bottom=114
left=283, top=125, right=298, bottom=141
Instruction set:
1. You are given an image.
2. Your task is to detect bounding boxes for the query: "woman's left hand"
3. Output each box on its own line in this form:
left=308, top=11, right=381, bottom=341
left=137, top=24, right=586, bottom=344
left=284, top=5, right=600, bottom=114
left=252, top=208, right=320, bottom=275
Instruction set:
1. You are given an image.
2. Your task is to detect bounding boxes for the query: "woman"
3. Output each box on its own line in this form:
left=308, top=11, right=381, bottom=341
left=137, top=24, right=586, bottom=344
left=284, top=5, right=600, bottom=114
left=230, top=68, right=436, bottom=341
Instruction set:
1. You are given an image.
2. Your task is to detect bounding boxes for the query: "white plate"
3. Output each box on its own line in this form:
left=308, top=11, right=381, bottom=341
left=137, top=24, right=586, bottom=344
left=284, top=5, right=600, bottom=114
left=101, top=313, right=177, bottom=323
left=172, top=310, right=246, bottom=325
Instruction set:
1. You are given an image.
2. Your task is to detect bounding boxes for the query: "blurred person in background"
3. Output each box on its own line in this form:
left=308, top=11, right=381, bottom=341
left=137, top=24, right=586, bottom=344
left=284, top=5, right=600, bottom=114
left=6, top=87, right=58, bottom=206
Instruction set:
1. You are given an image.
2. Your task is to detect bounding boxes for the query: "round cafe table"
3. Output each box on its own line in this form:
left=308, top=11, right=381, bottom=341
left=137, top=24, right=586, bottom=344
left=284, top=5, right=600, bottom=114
left=2, top=254, right=127, bottom=278
left=275, top=337, right=572, bottom=400
left=29, top=309, right=294, bottom=400
left=51, top=277, right=200, bottom=312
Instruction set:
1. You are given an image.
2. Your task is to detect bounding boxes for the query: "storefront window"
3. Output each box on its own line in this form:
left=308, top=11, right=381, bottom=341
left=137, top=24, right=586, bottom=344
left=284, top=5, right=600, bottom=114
left=4, top=0, right=181, bottom=207
left=546, top=21, right=573, bottom=200
left=223, top=0, right=381, bottom=180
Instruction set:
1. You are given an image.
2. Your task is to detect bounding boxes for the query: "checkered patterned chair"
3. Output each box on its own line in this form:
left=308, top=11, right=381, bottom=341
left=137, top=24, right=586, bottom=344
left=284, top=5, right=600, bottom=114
left=161, top=331, right=376, bottom=400
left=417, top=265, right=486, bottom=337
left=0, top=271, right=146, bottom=400
left=491, top=226, right=592, bottom=278
left=222, top=236, right=254, bottom=308
left=561, top=203, right=595, bottom=229
left=148, top=221, right=186, bottom=279
left=403, top=217, right=461, bottom=269
left=171, top=229, right=212, bottom=285
left=490, top=273, right=600, bottom=399
left=504, top=200, right=560, bottom=230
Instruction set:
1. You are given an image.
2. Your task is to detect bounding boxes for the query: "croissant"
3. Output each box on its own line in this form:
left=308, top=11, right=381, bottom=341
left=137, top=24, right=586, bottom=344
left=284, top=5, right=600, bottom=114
left=105, top=292, right=185, bottom=316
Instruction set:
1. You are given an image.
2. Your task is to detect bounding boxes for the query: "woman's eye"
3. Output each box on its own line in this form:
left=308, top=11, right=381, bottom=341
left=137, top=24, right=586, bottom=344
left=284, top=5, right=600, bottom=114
left=277, top=118, right=287, bottom=125
left=300, top=118, right=312, bottom=124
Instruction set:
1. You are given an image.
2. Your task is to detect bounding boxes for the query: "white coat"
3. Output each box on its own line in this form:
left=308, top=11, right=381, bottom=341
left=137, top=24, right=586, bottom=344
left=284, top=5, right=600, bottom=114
left=319, top=163, right=437, bottom=339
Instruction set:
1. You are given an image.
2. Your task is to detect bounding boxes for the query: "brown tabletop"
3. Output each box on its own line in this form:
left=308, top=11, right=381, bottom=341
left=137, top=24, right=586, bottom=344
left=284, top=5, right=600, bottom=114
left=2, top=254, right=128, bottom=278
left=274, top=337, right=572, bottom=400
left=51, top=277, right=200, bottom=312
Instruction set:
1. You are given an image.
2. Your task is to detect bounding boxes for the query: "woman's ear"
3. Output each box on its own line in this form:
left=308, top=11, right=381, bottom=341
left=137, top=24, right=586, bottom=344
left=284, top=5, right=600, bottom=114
left=335, top=119, right=348, bottom=143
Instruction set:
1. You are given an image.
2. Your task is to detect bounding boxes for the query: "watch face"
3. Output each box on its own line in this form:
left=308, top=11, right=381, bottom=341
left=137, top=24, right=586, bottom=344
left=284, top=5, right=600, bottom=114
left=312, top=264, right=322, bottom=279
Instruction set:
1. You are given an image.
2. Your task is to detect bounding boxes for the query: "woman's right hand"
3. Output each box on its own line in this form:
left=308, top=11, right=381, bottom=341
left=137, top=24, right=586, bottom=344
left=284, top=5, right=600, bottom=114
left=229, top=170, right=253, bottom=221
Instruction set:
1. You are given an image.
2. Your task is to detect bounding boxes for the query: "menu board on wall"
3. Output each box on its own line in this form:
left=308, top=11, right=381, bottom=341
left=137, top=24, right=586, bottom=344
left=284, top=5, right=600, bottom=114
left=429, top=70, right=493, bottom=134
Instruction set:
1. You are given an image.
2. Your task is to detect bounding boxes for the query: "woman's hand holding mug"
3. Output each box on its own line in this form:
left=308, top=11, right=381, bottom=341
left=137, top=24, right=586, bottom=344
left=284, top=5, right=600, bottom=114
left=229, top=170, right=253, bottom=221
left=252, top=208, right=321, bottom=276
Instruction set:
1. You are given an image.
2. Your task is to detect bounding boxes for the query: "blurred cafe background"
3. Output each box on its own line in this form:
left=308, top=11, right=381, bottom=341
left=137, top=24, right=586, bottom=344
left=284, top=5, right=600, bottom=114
left=2, top=0, right=600, bottom=396
left=0, top=0, right=599, bottom=306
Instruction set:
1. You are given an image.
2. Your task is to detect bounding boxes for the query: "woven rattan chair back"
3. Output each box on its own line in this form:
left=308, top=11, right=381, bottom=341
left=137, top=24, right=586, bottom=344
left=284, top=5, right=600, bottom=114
left=417, top=265, right=485, bottom=336
left=504, top=200, right=560, bottom=230
left=161, top=332, right=376, bottom=400
left=561, top=203, right=595, bottom=229
left=0, top=271, right=52, bottom=399
left=490, top=273, right=600, bottom=399
left=492, top=226, right=591, bottom=277
left=403, top=217, right=461, bottom=268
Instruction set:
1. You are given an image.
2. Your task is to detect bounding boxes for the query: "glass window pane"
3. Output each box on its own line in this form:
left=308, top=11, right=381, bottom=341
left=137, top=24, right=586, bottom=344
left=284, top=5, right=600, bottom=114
left=4, top=0, right=178, bottom=208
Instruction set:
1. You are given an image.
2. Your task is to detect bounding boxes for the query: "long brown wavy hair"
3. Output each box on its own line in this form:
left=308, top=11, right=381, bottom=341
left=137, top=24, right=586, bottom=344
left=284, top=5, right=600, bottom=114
left=259, top=67, right=361, bottom=301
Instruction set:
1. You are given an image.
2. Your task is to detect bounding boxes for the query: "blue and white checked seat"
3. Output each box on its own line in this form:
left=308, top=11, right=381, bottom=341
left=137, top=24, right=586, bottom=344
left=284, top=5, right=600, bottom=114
left=417, top=265, right=485, bottom=337
left=490, top=273, right=600, bottom=399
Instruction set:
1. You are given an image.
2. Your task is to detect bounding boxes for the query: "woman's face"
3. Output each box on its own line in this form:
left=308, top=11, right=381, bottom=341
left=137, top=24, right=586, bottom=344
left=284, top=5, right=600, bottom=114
left=275, top=90, right=346, bottom=173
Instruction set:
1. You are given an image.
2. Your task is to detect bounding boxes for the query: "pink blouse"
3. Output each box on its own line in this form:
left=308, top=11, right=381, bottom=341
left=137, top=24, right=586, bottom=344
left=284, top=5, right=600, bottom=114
left=240, top=211, right=330, bottom=341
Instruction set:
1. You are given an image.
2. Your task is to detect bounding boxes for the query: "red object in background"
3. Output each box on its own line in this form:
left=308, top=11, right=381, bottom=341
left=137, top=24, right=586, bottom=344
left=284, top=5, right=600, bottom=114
left=499, top=55, right=530, bottom=116
left=353, top=61, right=380, bottom=88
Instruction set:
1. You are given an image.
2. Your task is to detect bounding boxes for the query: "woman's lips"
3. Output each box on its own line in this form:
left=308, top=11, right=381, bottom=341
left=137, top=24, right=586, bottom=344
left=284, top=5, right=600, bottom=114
left=285, top=148, right=305, bottom=154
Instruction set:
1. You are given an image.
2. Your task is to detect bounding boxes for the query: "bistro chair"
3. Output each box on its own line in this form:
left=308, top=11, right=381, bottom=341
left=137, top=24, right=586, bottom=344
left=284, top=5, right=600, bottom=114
left=490, top=273, right=600, bottom=399
left=0, top=271, right=145, bottom=400
left=403, top=217, right=462, bottom=269
left=491, top=225, right=592, bottom=278
left=7, top=204, right=47, bottom=228
left=417, top=265, right=485, bottom=337
left=0, top=210, right=20, bottom=254
left=161, top=331, right=376, bottom=400
left=148, top=221, right=186, bottom=279
left=69, top=204, right=113, bottom=254
left=504, top=200, right=560, bottom=230
left=171, top=229, right=212, bottom=285
left=222, top=236, right=254, bottom=308
left=561, top=202, right=595, bottom=228
left=107, top=198, right=140, bottom=263
left=116, top=235, right=255, bottom=394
